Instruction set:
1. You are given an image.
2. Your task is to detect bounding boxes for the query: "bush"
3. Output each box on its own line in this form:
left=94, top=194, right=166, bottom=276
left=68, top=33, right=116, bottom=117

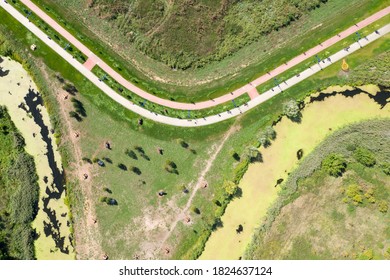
left=82, top=157, right=92, bottom=164
left=125, top=149, right=137, bottom=160
left=353, top=147, right=376, bottom=167
left=233, top=159, right=249, bottom=184
left=192, top=206, right=200, bottom=215
left=118, top=163, right=127, bottom=171
left=223, top=180, right=238, bottom=199
left=69, top=111, right=82, bottom=122
left=164, top=160, right=178, bottom=174
left=378, top=200, right=388, bottom=213
left=283, top=100, right=300, bottom=119
left=322, top=153, right=347, bottom=177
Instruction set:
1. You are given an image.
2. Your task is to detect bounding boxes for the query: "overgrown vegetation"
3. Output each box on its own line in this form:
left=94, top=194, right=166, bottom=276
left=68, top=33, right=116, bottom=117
left=0, top=107, right=39, bottom=259
left=88, top=0, right=328, bottom=70
left=245, top=119, right=390, bottom=260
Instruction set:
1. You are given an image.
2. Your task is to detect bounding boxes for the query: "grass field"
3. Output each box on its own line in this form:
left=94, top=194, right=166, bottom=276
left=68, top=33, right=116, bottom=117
left=28, top=0, right=389, bottom=101
left=245, top=119, right=390, bottom=259
left=1, top=5, right=389, bottom=259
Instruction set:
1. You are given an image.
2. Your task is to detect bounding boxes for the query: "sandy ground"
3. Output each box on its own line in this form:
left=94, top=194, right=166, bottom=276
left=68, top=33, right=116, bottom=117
left=0, top=57, right=74, bottom=259
left=200, top=85, right=390, bottom=259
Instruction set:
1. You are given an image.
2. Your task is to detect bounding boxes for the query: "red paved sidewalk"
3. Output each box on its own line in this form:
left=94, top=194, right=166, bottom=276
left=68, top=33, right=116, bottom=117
left=20, top=0, right=390, bottom=110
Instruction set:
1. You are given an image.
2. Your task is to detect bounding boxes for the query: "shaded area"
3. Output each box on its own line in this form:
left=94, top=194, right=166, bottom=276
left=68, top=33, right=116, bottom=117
left=0, top=66, right=10, bottom=77
left=309, top=88, right=389, bottom=109
left=24, top=89, right=70, bottom=255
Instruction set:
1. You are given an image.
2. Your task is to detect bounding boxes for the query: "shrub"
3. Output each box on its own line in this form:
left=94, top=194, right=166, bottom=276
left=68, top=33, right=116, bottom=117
left=103, top=187, right=112, bottom=194
left=192, top=206, right=200, bottom=215
left=69, top=111, right=82, bottom=122
left=378, top=200, right=388, bottom=213
left=353, top=147, right=376, bottom=167
left=164, top=160, right=178, bottom=174
left=233, top=159, right=249, bottom=184
left=283, top=100, right=300, bottom=119
left=223, top=180, right=238, bottom=199
left=118, top=163, right=127, bottom=171
left=130, top=166, right=141, bottom=175
left=125, top=149, right=137, bottom=160
left=82, top=157, right=92, bottom=164
left=322, top=153, right=347, bottom=177
left=177, top=139, right=189, bottom=148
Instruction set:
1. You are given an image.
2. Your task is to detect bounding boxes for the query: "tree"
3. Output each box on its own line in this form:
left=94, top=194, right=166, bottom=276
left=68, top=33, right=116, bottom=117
left=283, top=100, right=300, bottom=119
left=223, top=180, right=238, bottom=198
left=264, top=126, right=276, bottom=140
left=322, top=153, right=347, bottom=177
left=353, top=147, right=376, bottom=167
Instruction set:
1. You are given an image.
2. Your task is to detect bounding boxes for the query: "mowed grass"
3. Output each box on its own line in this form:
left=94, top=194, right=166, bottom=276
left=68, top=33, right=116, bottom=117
left=29, top=0, right=388, bottom=101
left=66, top=86, right=235, bottom=258
left=200, top=87, right=390, bottom=260
left=245, top=119, right=390, bottom=259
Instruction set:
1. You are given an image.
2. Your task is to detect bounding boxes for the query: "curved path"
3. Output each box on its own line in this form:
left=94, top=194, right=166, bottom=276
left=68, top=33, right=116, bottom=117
left=1, top=1, right=389, bottom=126
left=17, top=1, right=390, bottom=109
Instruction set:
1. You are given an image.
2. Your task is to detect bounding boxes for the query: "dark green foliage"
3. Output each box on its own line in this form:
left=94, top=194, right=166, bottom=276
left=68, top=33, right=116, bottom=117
left=165, top=160, right=178, bottom=174
left=99, top=196, right=118, bottom=205
left=353, top=147, right=376, bottom=167
left=233, top=159, right=249, bottom=184
left=130, top=166, right=141, bottom=175
left=70, top=97, right=86, bottom=117
left=103, top=187, right=112, bottom=194
left=82, top=157, right=92, bottom=164
left=117, top=163, right=127, bottom=171
left=192, top=206, right=200, bottom=215
left=322, top=153, right=347, bottom=177
left=0, top=107, right=39, bottom=259
left=69, top=111, right=82, bottom=122
left=125, top=149, right=137, bottom=160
